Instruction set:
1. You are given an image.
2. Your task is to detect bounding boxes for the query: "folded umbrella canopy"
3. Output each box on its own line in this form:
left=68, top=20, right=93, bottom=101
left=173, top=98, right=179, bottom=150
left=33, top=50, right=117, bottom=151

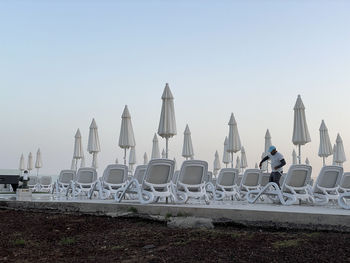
left=240, top=146, right=248, bottom=172
left=222, top=137, right=230, bottom=168
left=235, top=156, right=241, bottom=170
left=213, top=150, right=221, bottom=178
left=305, top=158, right=310, bottom=165
left=292, top=149, right=297, bottom=165
left=129, top=146, right=136, bottom=174
left=255, top=163, right=258, bottom=169
left=73, top=129, right=84, bottom=169
left=151, top=133, right=160, bottom=159
left=70, top=158, right=76, bottom=170
left=143, top=152, right=148, bottom=165
left=19, top=154, right=25, bottom=172
left=182, top=124, right=194, bottom=160
left=27, top=152, right=33, bottom=172
left=332, top=144, right=337, bottom=165
left=88, top=118, right=101, bottom=168
left=227, top=113, right=241, bottom=168
left=292, top=95, right=311, bottom=164
left=318, top=120, right=333, bottom=166
left=35, top=148, right=42, bottom=176
left=173, top=158, right=178, bottom=171
left=158, top=83, right=177, bottom=158
left=335, top=134, right=346, bottom=166
left=119, top=105, right=136, bottom=165
left=115, top=158, right=119, bottom=164
left=264, top=129, right=272, bottom=172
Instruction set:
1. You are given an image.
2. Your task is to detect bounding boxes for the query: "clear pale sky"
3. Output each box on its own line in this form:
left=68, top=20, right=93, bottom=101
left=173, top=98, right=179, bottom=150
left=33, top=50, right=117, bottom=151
left=1, top=1, right=350, bottom=178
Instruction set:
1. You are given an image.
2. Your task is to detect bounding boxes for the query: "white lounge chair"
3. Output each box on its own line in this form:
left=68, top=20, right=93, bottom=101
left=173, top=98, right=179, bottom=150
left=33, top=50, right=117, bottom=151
left=312, top=165, right=343, bottom=204
left=238, top=169, right=262, bottom=200
left=338, top=172, right=350, bottom=209
left=175, top=160, right=210, bottom=204
left=53, top=170, right=76, bottom=194
left=69, top=168, right=98, bottom=198
left=28, top=176, right=39, bottom=192
left=38, top=176, right=52, bottom=192
left=90, top=164, right=128, bottom=199
left=211, top=168, right=240, bottom=201
left=247, top=165, right=313, bottom=205
left=115, top=159, right=175, bottom=204
left=133, top=165, right=148, bottom=184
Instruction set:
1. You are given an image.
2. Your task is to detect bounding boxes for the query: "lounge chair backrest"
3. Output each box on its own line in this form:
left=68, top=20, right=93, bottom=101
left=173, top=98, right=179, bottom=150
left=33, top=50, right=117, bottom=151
left=102, top=164, right=128, bottom=184
left=217, top=168, right=239, bottom=187
left=241, top=169, right=261, bottom=187
left=313, top=165, right=343, bottom=193
left=282, top=165, right=312, bottom=191
left=172, top=170, right=180, bottom=184
left=143, top=159, right=175, bottom=186
left=59, top=170, right=76, bottom=184
left=339, top=172, right=350, bottom=189
left=133, top=165, right=148, bottom=184
left=39, top=176, right=52, bottom=185
left=28, top=176, right=38, bottom=186
left=178, top=160, right=208, bottom=185
left=76, top=168, right=97, bottom=184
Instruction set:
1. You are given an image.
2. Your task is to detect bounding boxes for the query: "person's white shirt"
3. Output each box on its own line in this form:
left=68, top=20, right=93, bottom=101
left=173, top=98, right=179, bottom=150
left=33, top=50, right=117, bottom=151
left=268, top=152, right=284, bottom=173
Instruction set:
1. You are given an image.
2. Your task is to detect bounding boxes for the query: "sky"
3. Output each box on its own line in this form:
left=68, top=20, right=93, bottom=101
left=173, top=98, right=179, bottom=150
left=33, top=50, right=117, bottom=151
left=0, top=0, right=350, bottom=178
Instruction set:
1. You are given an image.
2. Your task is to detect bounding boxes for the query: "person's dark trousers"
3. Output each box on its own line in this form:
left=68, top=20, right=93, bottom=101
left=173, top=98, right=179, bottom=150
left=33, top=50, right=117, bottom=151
left=269, top=172, right=282, bottom=187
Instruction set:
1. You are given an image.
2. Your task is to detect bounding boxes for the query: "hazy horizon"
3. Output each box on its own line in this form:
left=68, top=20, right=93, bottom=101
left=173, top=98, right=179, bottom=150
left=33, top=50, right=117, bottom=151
left=1, top=1, right=350, bottom=178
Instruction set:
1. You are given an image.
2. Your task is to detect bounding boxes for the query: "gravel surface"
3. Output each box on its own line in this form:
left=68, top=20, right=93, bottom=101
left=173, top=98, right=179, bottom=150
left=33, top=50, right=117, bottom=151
left=0, top=210, right=349, bottom=263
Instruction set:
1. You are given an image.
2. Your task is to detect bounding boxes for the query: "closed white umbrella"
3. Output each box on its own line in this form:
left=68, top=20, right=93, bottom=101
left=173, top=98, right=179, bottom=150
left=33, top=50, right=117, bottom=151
left=235, top=156, right=241, bottom=170
left=115, top=158, right=119, bottom=164
left=19, top=154, right=25, bottom=171
left=213, top=150, right=221, bottom=178
left=240, top=146, right=248, bottom=172
left=119, top=105, right=136, bottom=165
left=305, top=158, right=310, bottom=165
left=255, top=163, right=258, bottom=169
left=318, top=120, right=333, bottom=166
left=143, top=152, right=148, bottom=165
left=80, top=155, right=86, bottom=168
left=73, top=129, right=84, bottom=169
left=70, top=158, right=76, bottom=170
left=332, top=144, right=337, bottom=165
left=227, top=113, right=241, bottom=168
left=222, top=137, right=230, bottom=168
left=158, top=83, right=177, bottom=158
left=261, top=152, right=268, bottom=171
left=292, top=95, right=311, bottom=164
left=182, top=124, right=194, bottom=160
left=292, top=149, right=297, bottom=165
left=151, top=133, right=160, bottom=159
left=335, top=134, right=346, bottom=166
left=264, top=129, right=272, bottom=153
left=161, top=149, right=166, bottom=159
left=35, top=148, right=42, bottom=176
left=129, top=146, right=136, bottom=174
left=87, top=118, right=101, bottom=168
left=27, top=152, right=33, bottom=172
left=264, top=129, right=272, bottom=173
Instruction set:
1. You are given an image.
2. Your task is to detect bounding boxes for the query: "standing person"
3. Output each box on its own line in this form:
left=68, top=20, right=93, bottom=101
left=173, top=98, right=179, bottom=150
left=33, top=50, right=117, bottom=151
left=259, top=146, right=286, bottom=187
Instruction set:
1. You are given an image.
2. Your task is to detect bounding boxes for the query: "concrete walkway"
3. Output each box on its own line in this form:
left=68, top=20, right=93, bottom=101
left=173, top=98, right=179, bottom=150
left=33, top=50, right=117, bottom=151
left=0, top=193, right=349, bottom=232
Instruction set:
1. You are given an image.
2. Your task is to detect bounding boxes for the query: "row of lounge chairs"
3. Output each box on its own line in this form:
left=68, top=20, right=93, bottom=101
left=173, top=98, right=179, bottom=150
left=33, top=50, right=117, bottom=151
left=24, top=175, right=53, bottom=192
left=54, top=159, right=350, bottom=209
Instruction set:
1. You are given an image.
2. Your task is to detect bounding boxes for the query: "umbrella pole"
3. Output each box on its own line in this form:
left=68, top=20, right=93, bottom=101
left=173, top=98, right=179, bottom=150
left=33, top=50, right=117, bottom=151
left=323, top=157, right=325, bottom=166
left=166, top=138, right=169, bottom=159
left=37, top=168, right=39, bottom=177
left=75, top=159, right=78, bottom=171
left=298, top=145, right=301, bottom=164
left=231, top=153, right=233, bottom=168
left=124, top=148, right=127, bottom=165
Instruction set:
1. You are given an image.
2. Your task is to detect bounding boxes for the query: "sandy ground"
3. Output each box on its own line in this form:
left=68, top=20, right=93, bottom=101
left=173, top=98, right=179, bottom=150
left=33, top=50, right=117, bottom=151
left=0, top=209, right=349, bottom=263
